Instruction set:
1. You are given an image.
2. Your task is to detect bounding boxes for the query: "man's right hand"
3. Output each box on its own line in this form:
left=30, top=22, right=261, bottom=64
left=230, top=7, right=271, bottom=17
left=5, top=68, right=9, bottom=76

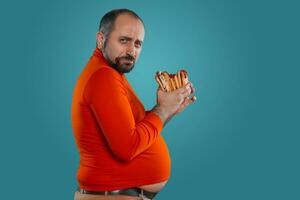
left=151, top=82, right=196, bottom=125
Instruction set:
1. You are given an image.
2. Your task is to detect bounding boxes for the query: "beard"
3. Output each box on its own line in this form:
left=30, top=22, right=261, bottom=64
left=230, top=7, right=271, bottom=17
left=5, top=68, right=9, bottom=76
left=101, top=41, right=135, bottom=74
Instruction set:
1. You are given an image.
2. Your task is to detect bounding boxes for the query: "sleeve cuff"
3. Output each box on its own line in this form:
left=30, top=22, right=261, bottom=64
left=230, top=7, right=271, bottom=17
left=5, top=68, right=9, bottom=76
left=144, top=111, right=164, bottom=133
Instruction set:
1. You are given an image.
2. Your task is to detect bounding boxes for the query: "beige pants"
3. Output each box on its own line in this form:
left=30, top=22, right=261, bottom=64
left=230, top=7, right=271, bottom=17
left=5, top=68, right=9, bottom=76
left=74, top=191, right=151, bottom=200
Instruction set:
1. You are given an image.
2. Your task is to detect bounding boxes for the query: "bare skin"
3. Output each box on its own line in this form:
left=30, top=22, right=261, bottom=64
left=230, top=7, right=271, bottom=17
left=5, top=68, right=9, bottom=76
left=138, top=180, right=168, bottom=192
left=96, top=13, right=144, bottom=74
left=84, top=12, right=196, bottom=199
left=74, top=191, right=147, bottom=200
left=74, top=181, right=167, bottom=199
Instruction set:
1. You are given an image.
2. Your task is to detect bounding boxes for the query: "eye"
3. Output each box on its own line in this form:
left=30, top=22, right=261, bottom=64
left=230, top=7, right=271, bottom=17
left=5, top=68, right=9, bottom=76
left=135, top=42, right=142, bottom=48
left=120, top=38, right=127, bottom=44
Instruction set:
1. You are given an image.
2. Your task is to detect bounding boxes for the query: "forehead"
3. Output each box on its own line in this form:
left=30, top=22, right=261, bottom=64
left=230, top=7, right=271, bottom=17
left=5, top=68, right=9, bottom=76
left=110, top=13, right=145, bottom=40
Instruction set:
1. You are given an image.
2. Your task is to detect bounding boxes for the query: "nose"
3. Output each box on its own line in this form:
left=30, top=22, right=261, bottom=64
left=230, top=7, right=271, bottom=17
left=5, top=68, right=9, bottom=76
left=126, top=43, right=136, bottom=58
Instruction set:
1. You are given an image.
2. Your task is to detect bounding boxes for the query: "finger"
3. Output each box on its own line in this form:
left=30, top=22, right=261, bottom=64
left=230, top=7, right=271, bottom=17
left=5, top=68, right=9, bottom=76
left=182, top=90, right=191, bottom=99
left=177, top=82, right=190, bottom=93
left=175, top=95, right=196, bottom=114
left=191, top=96, right=197, bottom=101
left=179, top=97, right=194, bottom=111
left=180, top=84, right=192, bottom=98
left=182, top=95, right=197, bottom=107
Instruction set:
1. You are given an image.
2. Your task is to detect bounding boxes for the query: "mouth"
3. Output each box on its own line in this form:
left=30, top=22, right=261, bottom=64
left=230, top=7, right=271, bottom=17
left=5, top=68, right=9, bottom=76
left=121, top=59, right=134, bottom=65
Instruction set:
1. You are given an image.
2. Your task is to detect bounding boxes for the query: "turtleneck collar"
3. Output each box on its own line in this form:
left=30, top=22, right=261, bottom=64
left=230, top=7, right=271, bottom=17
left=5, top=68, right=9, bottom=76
left=93, top=47, right=110, bottom=66
left=92, top=48, right=125, bottom=77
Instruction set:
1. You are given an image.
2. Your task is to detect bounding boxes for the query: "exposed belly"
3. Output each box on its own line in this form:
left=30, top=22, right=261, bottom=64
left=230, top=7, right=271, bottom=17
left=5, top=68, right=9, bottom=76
left=138, top=180, right=169, bottom=192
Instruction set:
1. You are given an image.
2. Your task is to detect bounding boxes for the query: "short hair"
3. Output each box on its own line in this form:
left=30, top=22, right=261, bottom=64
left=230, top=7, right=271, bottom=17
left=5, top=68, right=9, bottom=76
left=98, top=8, right=144, bottom=38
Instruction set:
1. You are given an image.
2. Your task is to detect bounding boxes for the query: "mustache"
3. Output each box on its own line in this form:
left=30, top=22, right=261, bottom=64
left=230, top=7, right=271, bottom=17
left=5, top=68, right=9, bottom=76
left=119, top=54, right=135, bottom=62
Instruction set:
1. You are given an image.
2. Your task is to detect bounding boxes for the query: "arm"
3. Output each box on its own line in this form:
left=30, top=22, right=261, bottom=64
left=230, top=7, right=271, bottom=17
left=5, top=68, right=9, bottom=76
left=84, top=68, right=163, bottom=162
left=147, top=106, right=172, bottom=127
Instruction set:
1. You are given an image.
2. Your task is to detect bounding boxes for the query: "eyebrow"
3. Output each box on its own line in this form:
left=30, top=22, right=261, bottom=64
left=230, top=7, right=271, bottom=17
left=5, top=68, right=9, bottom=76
left=120, top=36, right=143, bottom=44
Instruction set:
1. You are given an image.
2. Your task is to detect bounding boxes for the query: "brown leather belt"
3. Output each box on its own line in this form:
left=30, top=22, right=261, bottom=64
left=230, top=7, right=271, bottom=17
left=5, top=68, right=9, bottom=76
left=77, top=187, right=158, bottom=199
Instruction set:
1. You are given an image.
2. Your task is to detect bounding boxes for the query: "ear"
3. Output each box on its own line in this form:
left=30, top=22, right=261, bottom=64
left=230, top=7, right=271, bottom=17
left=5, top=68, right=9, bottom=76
left=96, top=32, right=105, bottom=49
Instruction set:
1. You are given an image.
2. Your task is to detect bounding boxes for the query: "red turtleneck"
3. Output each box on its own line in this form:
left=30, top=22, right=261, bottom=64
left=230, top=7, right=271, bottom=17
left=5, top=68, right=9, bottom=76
left=71, top=48, right=171, bottom=191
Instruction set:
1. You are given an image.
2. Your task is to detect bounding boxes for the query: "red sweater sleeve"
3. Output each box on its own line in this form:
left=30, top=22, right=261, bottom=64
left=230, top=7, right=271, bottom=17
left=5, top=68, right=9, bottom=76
left=83, top=68, right=163, bottom=162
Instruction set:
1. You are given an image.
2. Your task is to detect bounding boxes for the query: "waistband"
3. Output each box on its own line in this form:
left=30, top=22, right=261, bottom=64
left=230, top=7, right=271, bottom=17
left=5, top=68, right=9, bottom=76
left=77, top=186, right=158, bottom=199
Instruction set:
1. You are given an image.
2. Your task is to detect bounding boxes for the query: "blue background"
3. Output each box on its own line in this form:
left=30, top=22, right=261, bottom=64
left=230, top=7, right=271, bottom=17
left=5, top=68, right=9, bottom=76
left=0, top=0, right=299, bottom=199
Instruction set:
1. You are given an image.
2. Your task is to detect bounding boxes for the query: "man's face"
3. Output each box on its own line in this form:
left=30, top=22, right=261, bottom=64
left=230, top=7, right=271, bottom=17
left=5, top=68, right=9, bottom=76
left=100, top=14, right=145, bottom=73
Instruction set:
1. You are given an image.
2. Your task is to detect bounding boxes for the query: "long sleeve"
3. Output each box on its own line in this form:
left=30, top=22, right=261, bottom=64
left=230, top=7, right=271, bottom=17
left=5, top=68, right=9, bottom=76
left=83, top=67, right=163, bottom=162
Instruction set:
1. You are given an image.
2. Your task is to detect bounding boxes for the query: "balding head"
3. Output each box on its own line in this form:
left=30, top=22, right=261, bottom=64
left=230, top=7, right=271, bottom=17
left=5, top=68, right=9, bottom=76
left=98, top=8, right=144, bottom=38
left=96, top=9, right=145, bottom=74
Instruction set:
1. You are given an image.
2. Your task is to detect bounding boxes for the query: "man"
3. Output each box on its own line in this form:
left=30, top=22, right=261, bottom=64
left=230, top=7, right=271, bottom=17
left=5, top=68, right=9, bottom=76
left=72, top=9, right=196, bottom=200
